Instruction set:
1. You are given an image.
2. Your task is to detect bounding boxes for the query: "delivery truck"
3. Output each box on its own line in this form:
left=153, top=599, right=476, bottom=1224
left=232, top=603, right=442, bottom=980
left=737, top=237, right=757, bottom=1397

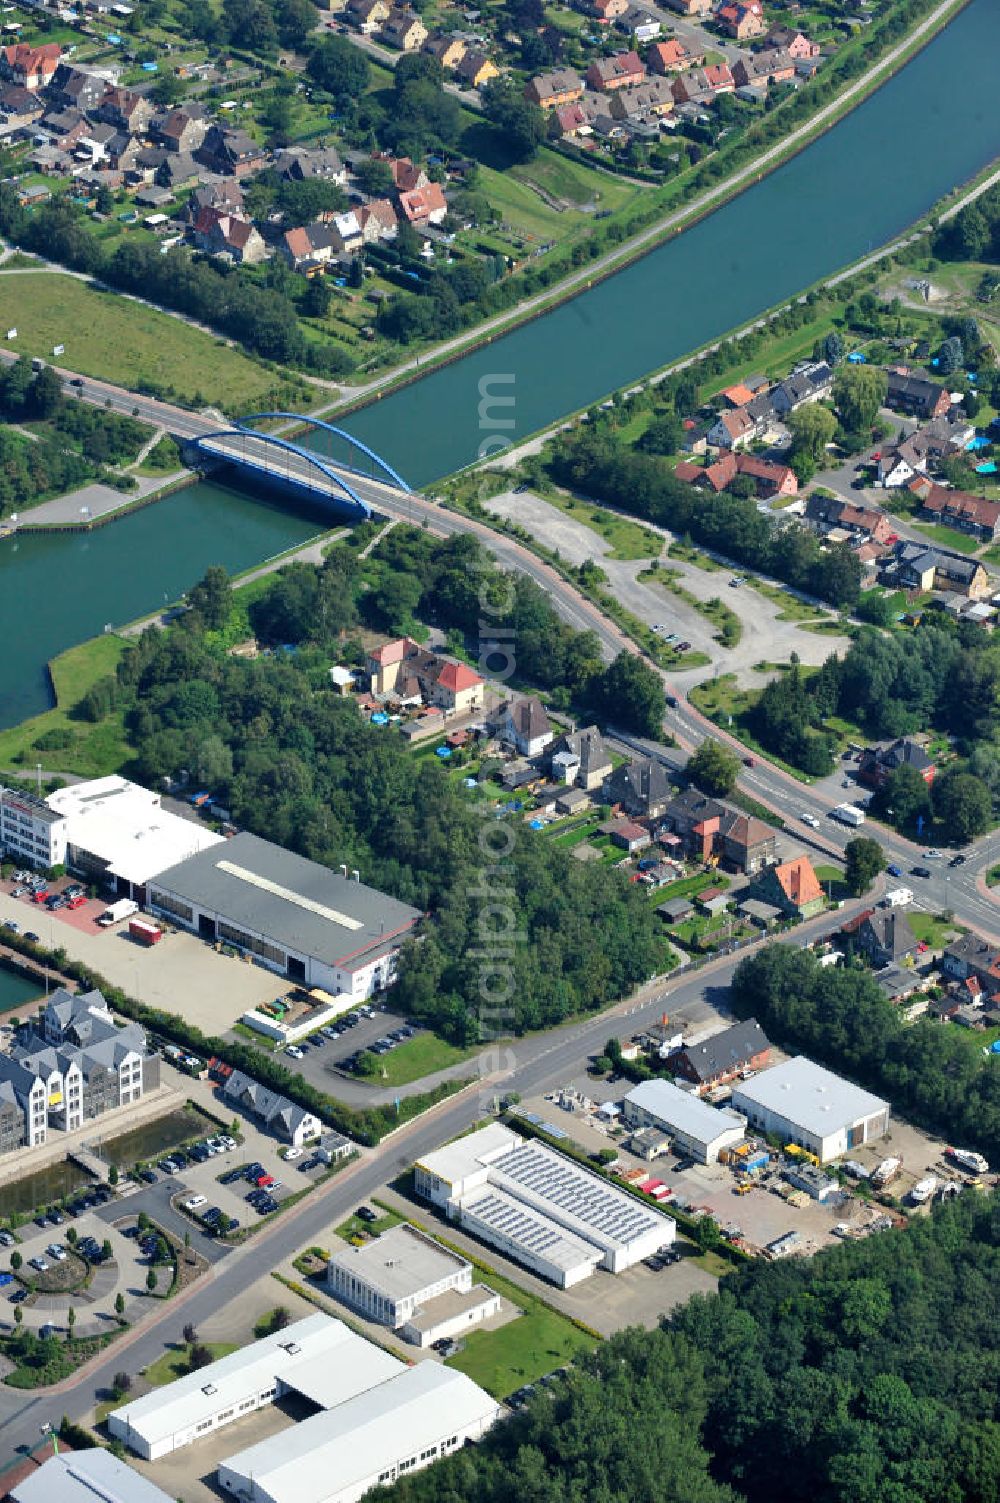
left=832, top=803, right=866, bottom=827
left=97, top=898, right=138, bottom=927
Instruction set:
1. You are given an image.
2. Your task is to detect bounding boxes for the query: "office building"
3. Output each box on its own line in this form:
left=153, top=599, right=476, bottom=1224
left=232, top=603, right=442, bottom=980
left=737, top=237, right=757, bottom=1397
left=730, top=1056, right=890, bottom=1164
left=149, top=832, right=422, bottom=998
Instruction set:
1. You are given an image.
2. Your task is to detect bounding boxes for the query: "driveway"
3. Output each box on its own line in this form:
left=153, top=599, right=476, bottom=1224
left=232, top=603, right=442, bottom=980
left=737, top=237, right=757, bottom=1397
left=484, top=489, right=851, bottom=685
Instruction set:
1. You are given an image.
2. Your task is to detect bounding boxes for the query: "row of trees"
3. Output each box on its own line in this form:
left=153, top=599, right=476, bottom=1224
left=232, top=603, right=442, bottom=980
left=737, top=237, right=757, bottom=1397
left=549, top=430, right=862, bottom=609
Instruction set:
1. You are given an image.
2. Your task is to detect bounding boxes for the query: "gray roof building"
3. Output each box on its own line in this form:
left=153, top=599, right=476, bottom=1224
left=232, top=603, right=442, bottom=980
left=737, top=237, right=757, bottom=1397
left=671, top=1018, right=770, bottom=1090
left=11, top=1449, right=176, bottom=1503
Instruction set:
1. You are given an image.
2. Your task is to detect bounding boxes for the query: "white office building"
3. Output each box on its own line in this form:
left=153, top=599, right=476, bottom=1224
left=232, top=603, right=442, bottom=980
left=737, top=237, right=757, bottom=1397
left=109, top=1314, right=403, bottom=1461
left=623, top=1079, right=747, bottom=1165
left=0, top=785, right=67, bottom=869
left=218, top=1360, right=500, bottom=1503
left=730, top=1056, right=890, bottom=1165
left=416, top=1123, right=673, bottom=1288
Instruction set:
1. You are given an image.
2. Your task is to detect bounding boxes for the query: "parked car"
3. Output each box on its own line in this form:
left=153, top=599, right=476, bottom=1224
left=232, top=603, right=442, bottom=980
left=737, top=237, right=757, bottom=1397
left=949, top=853, right=967, bottom=867
left=28, top=1256, right=49, bottom=1272
left=183, top=1195, right=207, bottom=1212
left=137, top=1168, right=157, bottom=1184
left=887, top=863, right=903, bottom=878
left=912, top=866, right=931, bottom=879
left=282, top=1147, right=303, bottom=1161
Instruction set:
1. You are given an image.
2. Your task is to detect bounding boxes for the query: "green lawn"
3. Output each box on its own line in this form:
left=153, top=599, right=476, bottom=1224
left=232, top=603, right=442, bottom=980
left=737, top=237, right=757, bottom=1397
left=135, top=435, right=183, bottom=476
left=814, top=864, right=850, bottom=901
left=910, top=522, right=981, bottom=555
left=907, top=912, right=960, bottom=949
left=448, top=1302, right=595, bottom=1398
left=335, top=1208, right=404, bottom=1242
left=358, top=1034, right=477, bottom=1087
left=0, top=635, right=133, bottom=778
left=140, top=1341, right=238, bottom=1390
left=0, top=273, right=297, bottom=412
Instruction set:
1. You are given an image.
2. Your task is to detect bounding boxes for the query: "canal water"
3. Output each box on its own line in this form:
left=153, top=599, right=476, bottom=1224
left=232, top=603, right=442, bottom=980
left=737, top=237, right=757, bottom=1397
left=0, top=480, right=326, bottom=729
left=0, top=962, right=42, bottom=1015
left=337, top=0, right=1000, bottom=486
left=89, top=1103, right=213, bottom=1169
left=0, top=0, right=998, bottom=722
left=0, top=1160, right=93, bottom=1219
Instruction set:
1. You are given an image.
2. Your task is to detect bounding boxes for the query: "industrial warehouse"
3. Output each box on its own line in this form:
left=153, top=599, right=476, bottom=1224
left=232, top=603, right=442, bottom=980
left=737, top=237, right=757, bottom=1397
left=109, top=1313, right=500, bottom=1503
left=147, top=831, right=423, bottom=998
left=326, top=1223, right=501, bottom=1347
left=622, top=1079, right=748, bottom=1165
left=415, top=1123, right=673, bottom=1288
left=730, top=1057, right=891, bottom=1164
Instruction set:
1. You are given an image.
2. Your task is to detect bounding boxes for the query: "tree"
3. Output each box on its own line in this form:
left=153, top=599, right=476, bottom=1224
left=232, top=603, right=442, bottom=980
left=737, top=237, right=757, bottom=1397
left=108, top=1164, right=118, bottom=1185
left=112, top=1370, right=132, bottom=1397
left=11, top=1250, right=21, bottom=1272
left=591, top=653, right=666, bottom=738
left=307, top=35, right=370, bottom=104
left=637, top=414, right=682, bottom=456
left=276, top=0, right=318, bottom=48
left=13, top=1304, right=22, bottom=1327
left=687, top=739, right=741, bottom=797
left=189, top=1343, right=213, bottom=1370
left=270, top=1305, right=291, bottom=1331
left=66, top=1306, right=76, bottom=1340
left=932, top=768, right=991, bottom=845
left=187, top=565, right=231, bottom=631
left=937, top=335, right=963, bottom=375
left=102, top=1239, right=112, bottom=1261
left=787, top=403, right=837, bottom=464
left=833, top=366, right=888, bottom=432
left=354, top=158, right=394, bottom=197
left=30, top=364, right=63, bottom=419
left=95, top=184, right=115, bottom=216
left=183, top=1322, right=198, bottom=1345
left=695, top=1216, right=721, bottom=1251
left=146, top=1268, right=158, bottom=1295
left=370, top=570, right=422, bottom=633
left=481, top=79, right=546, bottom=162
left=114, top=1292, right=126, bottom=1321
left=66, top=1226, right=78, bottom=1247
left=844, top=837, right=885, bottom=896
left=872, top=764, right=932, bottom=829
left=303, top=275, right=332, bottom=319
left=824, top=331, right=844, bottom=365
left=151, top=72, right=185, bottom=108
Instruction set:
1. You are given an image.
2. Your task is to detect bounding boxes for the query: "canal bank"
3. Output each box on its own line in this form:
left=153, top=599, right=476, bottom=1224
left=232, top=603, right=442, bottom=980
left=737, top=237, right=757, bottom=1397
left=330, top=0, right=1000, bottom=487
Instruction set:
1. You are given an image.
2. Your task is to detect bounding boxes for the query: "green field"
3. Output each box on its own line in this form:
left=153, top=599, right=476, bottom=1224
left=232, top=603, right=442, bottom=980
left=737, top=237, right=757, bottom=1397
left=141, top=1341, right=238, bottom=1390
left=359, top=1034, right=477, bottom=1087
left=0, top=273, right=294, bottom=411
left=910, top=521, right=982, bottom=555
left=907, top=912, right=960, bottom=949
left=0, top=635, right=133, bottom=779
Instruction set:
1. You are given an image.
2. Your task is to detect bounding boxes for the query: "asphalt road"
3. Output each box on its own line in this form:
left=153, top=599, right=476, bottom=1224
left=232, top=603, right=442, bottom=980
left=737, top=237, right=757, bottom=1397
left=0, top=899, right=861, bottom=1459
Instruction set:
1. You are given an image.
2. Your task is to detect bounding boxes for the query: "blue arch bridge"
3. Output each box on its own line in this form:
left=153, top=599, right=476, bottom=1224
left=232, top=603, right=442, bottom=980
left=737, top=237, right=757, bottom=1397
left=190, top=413, right=412, bottom=521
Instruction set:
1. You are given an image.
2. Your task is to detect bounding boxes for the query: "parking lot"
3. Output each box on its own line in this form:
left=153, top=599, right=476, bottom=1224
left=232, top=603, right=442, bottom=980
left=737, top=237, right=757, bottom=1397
left=0, top=1205, right=154, bottom=1337
left=151, top=1129, right=327, bottom=1238
left=225, top=1004, right=419, bottom=1091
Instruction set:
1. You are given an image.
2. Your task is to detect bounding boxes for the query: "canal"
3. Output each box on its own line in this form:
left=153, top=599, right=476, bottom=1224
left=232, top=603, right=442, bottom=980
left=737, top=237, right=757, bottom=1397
left=0, top=961, right=42, bottom=1015
left=0, top=0, right=998, bottom=725
left=336, top=0, right=1000, bottom=486
left=0, top=480, right=326, bottom=728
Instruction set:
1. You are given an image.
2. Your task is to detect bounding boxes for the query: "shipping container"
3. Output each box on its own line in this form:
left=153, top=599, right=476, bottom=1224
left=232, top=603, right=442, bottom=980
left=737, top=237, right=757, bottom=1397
left=129, top=918, right=162, bottom=946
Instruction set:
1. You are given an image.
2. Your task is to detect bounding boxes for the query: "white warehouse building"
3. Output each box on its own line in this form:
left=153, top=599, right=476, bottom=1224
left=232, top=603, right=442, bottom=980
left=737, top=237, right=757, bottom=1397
left=218, top=1360, right=500, bottom=1503
left=730, top=1056, right=890, bottom=1165
left=108, top=1314, right=402, bottom=1461
left=415, top=1123, right=673, bottom=1288
left=623, top=1079, right=747, bottom=1165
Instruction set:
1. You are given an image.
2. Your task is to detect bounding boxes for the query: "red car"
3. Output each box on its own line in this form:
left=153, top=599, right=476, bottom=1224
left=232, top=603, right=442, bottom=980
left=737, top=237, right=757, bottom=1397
left=32, top=889, right=49, bottom=904
left=254, top=1174, right=274, bottom=1188
left=67, top=895, right=87, bottom=910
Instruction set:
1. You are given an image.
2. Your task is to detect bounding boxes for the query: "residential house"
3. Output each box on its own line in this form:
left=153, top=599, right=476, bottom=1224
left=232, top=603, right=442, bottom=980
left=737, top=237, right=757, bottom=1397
left=769, top=361, right=833, bottom=415
left=707, top=406, right=757, bottom=450
left=192, top=206, right=267, bottom=264
left=328, top=209, right=363, bottom=252
left=609, top=77, right=674, bottom=119
left=223, top=1069, right=322, bottom=1146
left=608, top=819, right=651, bottom=853
left=47, top=64, right=108, bottom=115
left=732, top=49, right=797, bottom=90
left=0, top=83, right=43, bottom=132
left=382, top=9, right=428, bottom=49
left=456, top=51, right=499, bottom=88
left=840, top=908, right=919, bottom=969
left=670, top=1018, right=770, bottom=1093
left=0, top=41, right=62, bottom=91
left=347, top=0, right=391, bottom=30
left=155, top=151, right=200, bottom=192
left=499, top=696, right=553, bottom=758
left=197, top=124, right=266, bottom=177
left=548, top=725, right=612, bottom=791
left=585, top=51, right=645, bottom=92
left=940, top=934, right=1000, bottom=994
left=878, top=414, right=974, bottom=487
left=96, top=86, right=153, bottom=134
left=181, top=179, right=244, bottom=225
left=156, top=106, right=208, bottom=155
left=603, top=757, right=672, bottom=820
left=671, top=63, right=734, bottom=102
left=524, top=69, right=584, bottom=108
left=885, top=369, right=952, bottom=420
left=647, top=38, right=699, bottom=72
left=676, top=451, right=797, bottom=499
left=619, top=7, right=661, bottom=43
left=931, top=552, right=990, bottom=599
left=423, top=34, right=466, bottom=69
left=553, top=102, right=591, bottom=138
left=891, top=542, right=940, bottom=593
left=804, top=494, right=895, bottom=543
left=764, top=25, right=820, bottom=57
left=660, top=789, right=778, bottom=874
left=909, top=479, right=1000, bottom=543
left=358, top=198, right=397, bottom=241
left=275, top=145, right=346, bottom=185
left=746, top=854, right=824, bottom=919
left=283, top=223, right=330, bottom=268
left=662, top=0, right=712, bottom=12
left=592, top=0, right=629, bottom=21
left=398, top=182, right=447, bottom=226
left=367, top=639, right=484, bottom=714
left=857, top=738, right=935, bottom=790
left=717, top=1, right=765, bottom=39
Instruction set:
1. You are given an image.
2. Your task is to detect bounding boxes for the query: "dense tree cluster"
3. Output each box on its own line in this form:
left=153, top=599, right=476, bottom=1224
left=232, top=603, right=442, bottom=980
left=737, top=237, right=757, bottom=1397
left=378, top=1194, right=1000, bottom=1503
left=549, top=430, right=862, bottom=610
left=731, top=944, right=1000, bottom=1161
left=112, top=535, right=668, bottom=1041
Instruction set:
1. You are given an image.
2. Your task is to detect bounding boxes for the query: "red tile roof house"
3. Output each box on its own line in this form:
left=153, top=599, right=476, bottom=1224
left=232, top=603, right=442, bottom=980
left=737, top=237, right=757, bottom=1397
left=706, top=406, right=757, bottom=450
left=585, top=51, right=646, bottom=92
left=671, top=63, right=734, bottom=104
left=717, top=0, right=765, bottom=39
left=908, top=478, right=1000, bottom=543
left=553, top=102, right=591, bottom=138
left=192, top=206, right=268, bottom=265
left=647, top=39, right=696, bottom=73
left=398, top=182, right=447, bottom=225
left=0, top=41, right=61, bottom=90
left=610, top=819, right=651, bottom=852
left=593, top=0, right=629, bottom=23
left=765, top=25, right=821, bottom=58
left=676, top=452, right=797, bottom=499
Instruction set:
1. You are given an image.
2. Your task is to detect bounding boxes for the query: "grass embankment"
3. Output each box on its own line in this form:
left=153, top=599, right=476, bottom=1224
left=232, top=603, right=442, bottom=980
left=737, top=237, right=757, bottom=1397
left=358, top=1034, right=478, bottom=1087
left=0, top=635, right=132, bottom=778
left=0, top=273, right=300, bottom=412
left=140, top=1341, right=238, bottom=1390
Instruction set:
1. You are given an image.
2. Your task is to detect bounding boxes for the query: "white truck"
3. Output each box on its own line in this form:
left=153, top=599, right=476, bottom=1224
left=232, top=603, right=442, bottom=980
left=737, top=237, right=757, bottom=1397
left=882, top=887, right=913, bottom=909
left=97, top=897, right=138, bottom=927
left=945, top=1147, right=989, bottom=1176
left=909, top=1176, right=938, bottom=1205
left=832, top=804, right=865, bottom=828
